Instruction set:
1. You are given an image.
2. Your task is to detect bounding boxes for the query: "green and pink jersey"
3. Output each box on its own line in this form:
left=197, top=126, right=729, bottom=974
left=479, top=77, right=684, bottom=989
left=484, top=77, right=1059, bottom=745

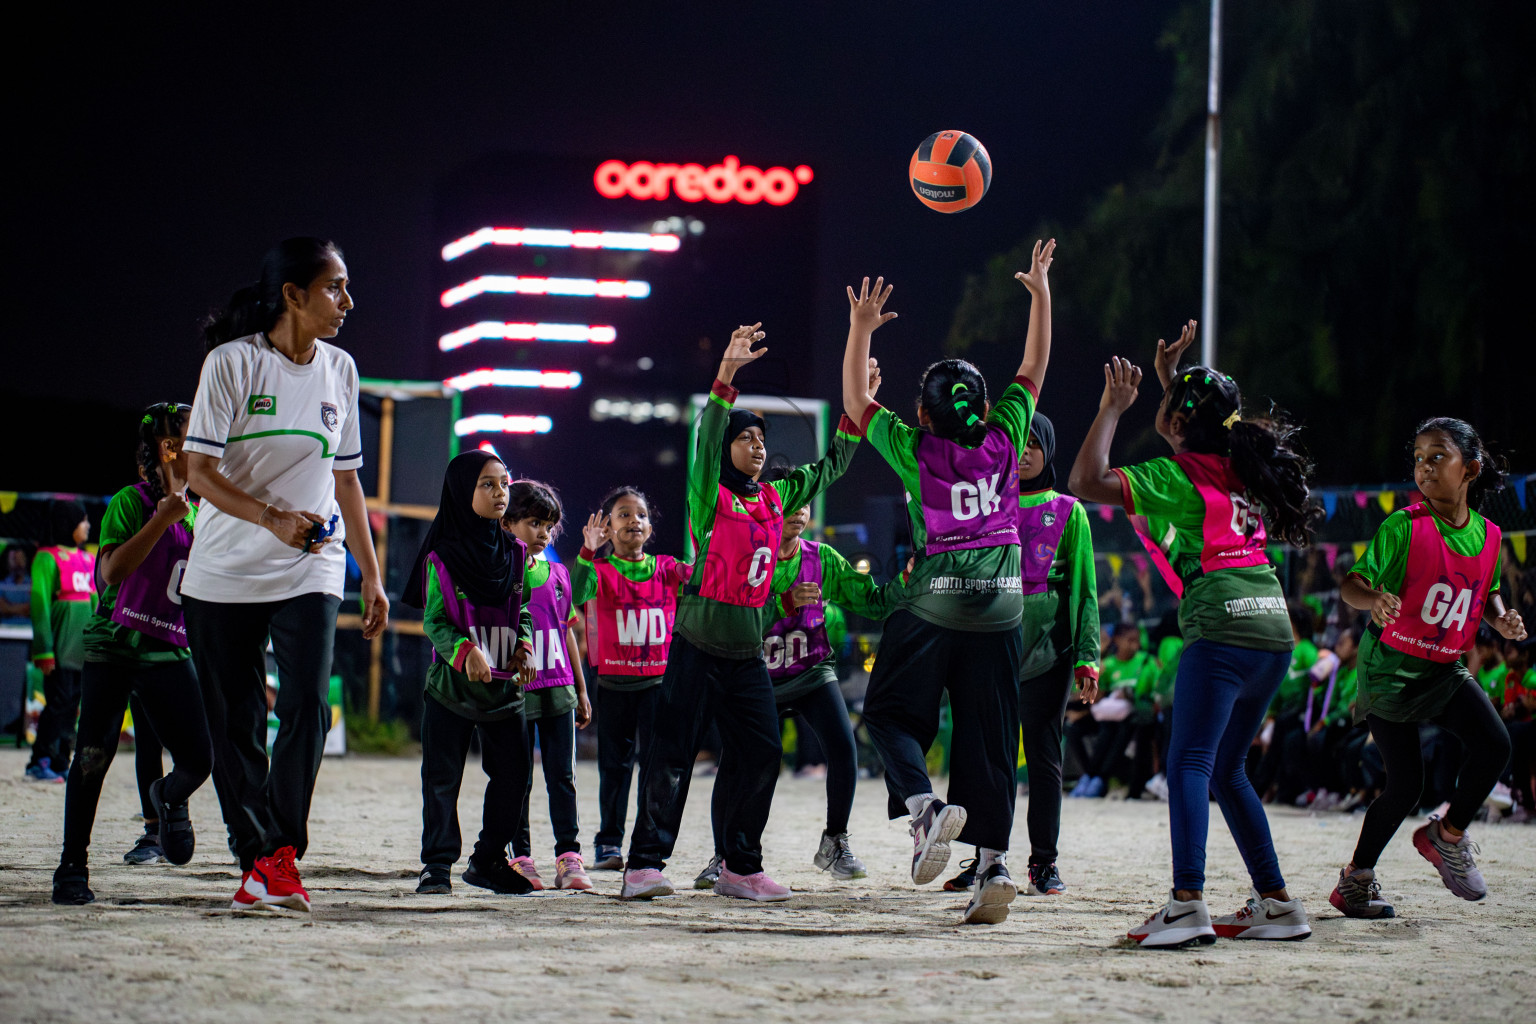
left=675, top=379, right=862, bottom=659
left=30, top=545, right=97, bottom=670
left=1115, top=452, right=1292, bottom=652
left=1349, top=503, right=1504, bottom=723
left=572, top=550, right=691, bottom=691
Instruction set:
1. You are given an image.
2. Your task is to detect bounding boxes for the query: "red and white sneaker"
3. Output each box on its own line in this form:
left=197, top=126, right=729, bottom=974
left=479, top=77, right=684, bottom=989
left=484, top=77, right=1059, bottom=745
left=1212, top=890, right=1312, bottom=940
left=554, top=852, right=593, bottom=891
left=251, top=846, right=311, bottom=912
left=510, top=855, right=545, bottom=891
left=231, top=870, right=270, bottom=912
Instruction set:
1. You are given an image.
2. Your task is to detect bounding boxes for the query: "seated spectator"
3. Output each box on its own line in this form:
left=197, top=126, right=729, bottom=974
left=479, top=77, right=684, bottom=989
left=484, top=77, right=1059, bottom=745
left=1066, top=622, right=1155, bottom=798
left=0, top=544, right=32, bottom=622
left=1255, top=603, right=1337, bottom=804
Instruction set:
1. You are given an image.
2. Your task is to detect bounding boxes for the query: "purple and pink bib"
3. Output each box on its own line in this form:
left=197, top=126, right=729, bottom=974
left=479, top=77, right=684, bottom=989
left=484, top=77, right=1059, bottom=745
left=762, top=539, right=835, bottom=681
left=915, top=426, right=1021, bottom=554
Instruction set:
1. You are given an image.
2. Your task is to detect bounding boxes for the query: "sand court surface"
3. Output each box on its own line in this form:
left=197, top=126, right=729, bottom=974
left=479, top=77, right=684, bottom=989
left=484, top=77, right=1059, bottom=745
left=2, top=747, right=1533, bottom=1023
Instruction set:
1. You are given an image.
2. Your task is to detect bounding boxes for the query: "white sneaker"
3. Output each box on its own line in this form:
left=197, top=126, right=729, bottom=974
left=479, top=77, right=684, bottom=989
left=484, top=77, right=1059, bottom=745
left=959, top=862, right=1018, bottom=925
left=1146, top=773, right=1169, bottom=802
left=1127, top=892, right=1216, bottom=949
left=909, top=799, right=967, bottom=886
left=1212, top=890, right=1312, bottom=940
left=1486, top=783, right=1514, bottom=811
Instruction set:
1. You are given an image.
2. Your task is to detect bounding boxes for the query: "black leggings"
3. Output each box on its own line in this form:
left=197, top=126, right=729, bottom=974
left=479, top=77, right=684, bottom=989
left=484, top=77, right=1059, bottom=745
left=515, top=709, right=580, bottom=858
left=711, top=677, right=857, bottom=856
left=1351, top=678, right=1511, bottom=870
left=130, top=693, right=165, bottom=821
left=419, top=695, right=530, bottom=868
left=1017, top=656, right=1074, bottom=865
left=30, top=666, right=82, bottom=770
left=61, top=659, right=213, bottom=868
left=184, top=592, right=339, bottom=870
left=863, top=610, right=1022, bottom=851
left=594, top=684, right=660, bottom=849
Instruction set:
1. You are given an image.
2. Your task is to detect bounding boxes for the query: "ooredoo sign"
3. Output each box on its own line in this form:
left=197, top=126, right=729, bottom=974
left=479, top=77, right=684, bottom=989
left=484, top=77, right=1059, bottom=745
left=594, top=156, right=814, bottom=206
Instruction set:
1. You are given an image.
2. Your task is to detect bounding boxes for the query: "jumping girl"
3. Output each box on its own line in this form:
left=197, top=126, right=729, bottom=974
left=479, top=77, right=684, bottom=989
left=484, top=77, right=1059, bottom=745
left=184, top=237, right=388, bottom=912
left=944, top=411, right=1101, bottom=897
left=621, top=322, right=866, bottom=902
left=1069, top=322, right=1320, bottom=947
left=26, top=501, right=95, bottom=783
left=571, top=487, right=691, bottom=872
left=1330, top=418, right=1524, bottom=918
left=52, top=403, right=214, bottom=905
left=843, top=239, right=1055, bottom=927
left=405, top=450, right=537, bottom=897
left=502, top=481, right=593, bottom=892
left=694, top=497, right=898, bottom=888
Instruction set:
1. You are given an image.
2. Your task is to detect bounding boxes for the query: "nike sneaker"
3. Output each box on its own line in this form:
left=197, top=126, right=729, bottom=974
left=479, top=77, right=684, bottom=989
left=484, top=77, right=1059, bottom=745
left=1128, top=892, right=1216, bottom=948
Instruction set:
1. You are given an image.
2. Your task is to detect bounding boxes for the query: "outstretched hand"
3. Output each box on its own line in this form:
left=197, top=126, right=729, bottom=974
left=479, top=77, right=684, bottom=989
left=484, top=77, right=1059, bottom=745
left=718, top=322, right=767, bottom=385
left=1013, top=238, right=1056, bottom=296
left=1155, top=320, right=1198, bottom=390
left=1099, top=356, right=1143, bottom=415
left=581, top=512, right=608, bottom=552
left=847, top=277, right=897, bottom=334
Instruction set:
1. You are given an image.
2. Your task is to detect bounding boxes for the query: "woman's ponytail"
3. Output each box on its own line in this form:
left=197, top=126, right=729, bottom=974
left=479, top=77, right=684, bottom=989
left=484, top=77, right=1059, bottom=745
left=918, top=359, right=989, bottom=446
left=202, top=237, right=342, bottom=352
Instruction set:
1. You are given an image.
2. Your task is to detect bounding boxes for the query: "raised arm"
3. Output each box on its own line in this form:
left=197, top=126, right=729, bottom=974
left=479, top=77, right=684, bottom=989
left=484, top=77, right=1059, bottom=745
left=1068, top=356, right=1143, bottom=505
left=842, top=277, right=897, bottom=427
left=1013, top=238, right=1056, bottom=389
left=1153, top=320, right=1199, bottom=390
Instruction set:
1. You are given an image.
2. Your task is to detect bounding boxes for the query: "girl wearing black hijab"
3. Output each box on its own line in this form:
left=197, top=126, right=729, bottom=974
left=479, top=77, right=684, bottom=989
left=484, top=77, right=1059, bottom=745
left=944, top=412, right=1102, bottom=897
left=620, top=324, right=869, bottom=901
left=405, top=450, right=537, bottom=896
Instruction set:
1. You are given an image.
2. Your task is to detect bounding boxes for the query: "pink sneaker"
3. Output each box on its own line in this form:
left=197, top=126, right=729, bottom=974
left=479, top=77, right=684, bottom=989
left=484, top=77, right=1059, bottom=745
left=713, top=866, right=791, bottom=902
left=509, top=855, right=545, bottom=891
left=555, top=852, right=593, bottom=891
left=621, top=867, right=674, bottom=900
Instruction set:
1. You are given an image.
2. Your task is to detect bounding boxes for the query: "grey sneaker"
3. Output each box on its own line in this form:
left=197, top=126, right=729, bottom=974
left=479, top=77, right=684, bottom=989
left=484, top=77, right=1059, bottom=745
left=959, top=862, right=1017, bottom=925
left=122, top=831, right=165, bottom=865
left=909, top=799, right=967, bottom=885
left=694, top=855, right=723, bottom=890
left=1212, top=890, right=1312, bottom=940
left=1329, top=866, right=1395, bottom=919
left=813, top=831, right=867, bottom=880
left=1412, top=815, right=1486, bottom=901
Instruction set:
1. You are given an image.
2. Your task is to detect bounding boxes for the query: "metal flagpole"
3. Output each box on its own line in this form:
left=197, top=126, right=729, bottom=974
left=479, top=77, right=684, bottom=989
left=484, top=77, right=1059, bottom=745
left=1201, top=0, right=1223, bottom=369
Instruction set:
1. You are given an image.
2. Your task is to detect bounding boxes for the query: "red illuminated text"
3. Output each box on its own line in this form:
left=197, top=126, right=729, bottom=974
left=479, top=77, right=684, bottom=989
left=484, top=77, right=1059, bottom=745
left=594, top=157, right=813, bottom=206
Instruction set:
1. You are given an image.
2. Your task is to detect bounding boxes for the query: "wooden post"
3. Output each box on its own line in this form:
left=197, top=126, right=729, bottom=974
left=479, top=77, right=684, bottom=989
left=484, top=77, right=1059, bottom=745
left=368, top=397, right=395, bottom=722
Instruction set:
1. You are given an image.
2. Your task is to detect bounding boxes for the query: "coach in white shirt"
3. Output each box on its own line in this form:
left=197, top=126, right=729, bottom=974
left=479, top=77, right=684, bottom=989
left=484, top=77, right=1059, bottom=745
left=183, top=237, right=387, bottom=912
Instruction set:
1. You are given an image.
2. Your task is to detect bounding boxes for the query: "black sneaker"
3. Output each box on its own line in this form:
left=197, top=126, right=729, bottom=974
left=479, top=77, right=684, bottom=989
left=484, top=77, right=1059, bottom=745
left=463, top=855, right=535, bottom=895
left=416, top=865, right=452, bottom=894
left=149, top=777, right=195, bottom=866
left=943, top=858, right=978, bottom=892
left=960, top=862, right=1018, bottom=925
left=123, top=830, right=165, bottom=865
left=591, top=845, right=624, bottom=871
left=1028, top=861, right=1066, bottom=895
left=52, top=865, right=95, bottom=906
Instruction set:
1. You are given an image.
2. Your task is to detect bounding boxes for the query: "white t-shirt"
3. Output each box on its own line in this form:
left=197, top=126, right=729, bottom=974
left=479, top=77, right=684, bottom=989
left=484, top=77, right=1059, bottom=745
left=182, top=334, right=364, bottom=602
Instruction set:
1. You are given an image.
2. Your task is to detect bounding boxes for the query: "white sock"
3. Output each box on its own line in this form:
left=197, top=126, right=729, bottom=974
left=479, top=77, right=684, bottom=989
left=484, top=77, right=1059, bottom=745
left=905, top=793, right=937, bottom=818
left=977, top=848, right=1007, bottom=873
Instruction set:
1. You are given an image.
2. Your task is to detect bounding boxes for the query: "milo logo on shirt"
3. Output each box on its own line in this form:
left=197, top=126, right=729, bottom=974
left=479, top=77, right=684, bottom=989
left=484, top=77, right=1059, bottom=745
left=247, top=394, right=277, bottom=415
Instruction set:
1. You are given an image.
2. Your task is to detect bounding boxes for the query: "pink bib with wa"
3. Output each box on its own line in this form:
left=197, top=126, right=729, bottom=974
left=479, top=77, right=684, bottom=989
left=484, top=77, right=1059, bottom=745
left=1380, top=504, right=1501, bottom=664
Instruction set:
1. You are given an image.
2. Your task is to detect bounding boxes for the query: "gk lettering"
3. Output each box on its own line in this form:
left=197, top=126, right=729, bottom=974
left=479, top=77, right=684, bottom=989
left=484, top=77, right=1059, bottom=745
left=950, top=474, right=1002, bottom=521
left=71, top=572, right=92, bottom=594
left=1420, top=583, right=1474, bottom=631
left=615, top=608, right=667, bottom=646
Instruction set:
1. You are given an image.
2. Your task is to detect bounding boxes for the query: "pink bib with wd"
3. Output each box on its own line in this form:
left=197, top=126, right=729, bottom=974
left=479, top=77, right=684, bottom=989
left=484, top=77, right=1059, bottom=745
left=586, top=555, right=687, bottom=677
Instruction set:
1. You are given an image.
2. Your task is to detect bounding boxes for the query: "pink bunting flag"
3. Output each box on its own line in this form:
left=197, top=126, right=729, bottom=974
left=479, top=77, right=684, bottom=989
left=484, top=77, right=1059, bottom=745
left=1323, top=544, right=1338, bottom=570
left=1354, top=491, right=1370, bottom=509
left=1097, top=504, right=1115, bottom=523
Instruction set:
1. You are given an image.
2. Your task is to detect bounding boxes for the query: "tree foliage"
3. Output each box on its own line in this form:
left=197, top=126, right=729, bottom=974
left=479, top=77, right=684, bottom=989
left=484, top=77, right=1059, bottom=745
left=948, top=1, right=1535, bottom=481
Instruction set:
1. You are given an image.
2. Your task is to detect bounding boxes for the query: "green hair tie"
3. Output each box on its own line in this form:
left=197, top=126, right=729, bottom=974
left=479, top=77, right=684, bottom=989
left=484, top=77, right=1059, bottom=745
left=142, top=414, right=154, bottom=425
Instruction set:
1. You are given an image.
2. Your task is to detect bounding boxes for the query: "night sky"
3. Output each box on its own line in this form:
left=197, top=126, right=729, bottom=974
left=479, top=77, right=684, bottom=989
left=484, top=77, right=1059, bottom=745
left=8, top=3, right=1176, bottom=533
